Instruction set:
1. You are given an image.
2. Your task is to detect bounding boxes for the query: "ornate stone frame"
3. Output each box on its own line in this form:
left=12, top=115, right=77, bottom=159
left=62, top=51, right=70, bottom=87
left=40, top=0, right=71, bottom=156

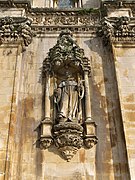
left=39, top=30, right=98, bottom=161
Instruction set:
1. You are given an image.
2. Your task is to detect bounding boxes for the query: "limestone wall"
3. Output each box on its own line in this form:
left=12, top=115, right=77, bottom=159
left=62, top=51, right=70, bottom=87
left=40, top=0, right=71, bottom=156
left=0, top=44, right=23, bottom=180
left=113, top=45, right=135, bottom=180
left=0, top=33, right=130, bottom=179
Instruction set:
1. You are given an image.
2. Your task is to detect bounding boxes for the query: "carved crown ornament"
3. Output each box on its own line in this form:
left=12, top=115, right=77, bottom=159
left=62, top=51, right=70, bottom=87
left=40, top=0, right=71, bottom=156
left=39, top=30, right=98, bottom=161
left=98, top=16, right=135, bottom=45
left=0, top=16, right=34, bottom=46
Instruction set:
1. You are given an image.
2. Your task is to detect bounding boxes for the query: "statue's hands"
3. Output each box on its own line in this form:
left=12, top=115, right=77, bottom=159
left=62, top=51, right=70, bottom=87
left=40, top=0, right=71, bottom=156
left=54, top=88, right=61, bottom=103
left=78, top=83, right=84, bottom=99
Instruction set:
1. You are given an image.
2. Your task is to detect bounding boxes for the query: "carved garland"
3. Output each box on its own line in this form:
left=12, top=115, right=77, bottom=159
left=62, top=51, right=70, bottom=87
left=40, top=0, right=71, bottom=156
left=0, top=16, right=34, bottom=46
left=40, top=30, right=98, bottom=161
left=98, top=16, right=135, bottom=45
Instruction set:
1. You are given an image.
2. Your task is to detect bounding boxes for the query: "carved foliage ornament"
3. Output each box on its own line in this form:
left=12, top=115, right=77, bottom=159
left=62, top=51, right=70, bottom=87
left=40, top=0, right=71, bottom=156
left=40, top=30, right=98, bottom=161
left=98, top=16, right=135, bottom=45
left=30, top=11, right=100, bottom=26
left=30, top=10, right=99, bottom=33
left=0, top=17, right=34, bottom=46
left=43, top=30, right=90, bottom=74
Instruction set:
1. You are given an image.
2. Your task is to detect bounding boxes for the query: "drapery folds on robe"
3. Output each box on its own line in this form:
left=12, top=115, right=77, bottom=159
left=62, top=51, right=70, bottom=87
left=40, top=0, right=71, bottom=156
left=54, top=78, right=84, bottom=123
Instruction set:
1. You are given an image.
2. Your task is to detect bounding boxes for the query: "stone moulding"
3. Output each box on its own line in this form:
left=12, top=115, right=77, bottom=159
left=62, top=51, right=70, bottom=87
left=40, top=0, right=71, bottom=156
left=0, top=16, right=34, bottom=46
left=98, top=16, right=135, bottom=45
left=29, top=9, right=100, bottom=33
left=29, top=11, right=100, bottom=25
left=0, top=1, right=31, bottom=11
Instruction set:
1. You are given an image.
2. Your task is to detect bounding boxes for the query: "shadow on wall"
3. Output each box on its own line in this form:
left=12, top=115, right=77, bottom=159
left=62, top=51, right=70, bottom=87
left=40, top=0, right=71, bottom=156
left=83, top=0, right=100, bottom=8
left=84, top=37, right=130, bottom=179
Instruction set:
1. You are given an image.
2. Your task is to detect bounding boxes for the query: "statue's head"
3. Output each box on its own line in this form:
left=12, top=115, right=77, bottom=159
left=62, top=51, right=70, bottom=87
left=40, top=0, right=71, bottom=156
left=65, top=71, right=72, bottom=79
left=57, top=30, right=74, bottom=52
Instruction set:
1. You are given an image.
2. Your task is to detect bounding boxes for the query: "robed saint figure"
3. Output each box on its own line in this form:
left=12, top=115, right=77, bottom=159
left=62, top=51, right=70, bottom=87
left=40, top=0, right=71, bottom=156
left=54, top=76, right=84, bottom=123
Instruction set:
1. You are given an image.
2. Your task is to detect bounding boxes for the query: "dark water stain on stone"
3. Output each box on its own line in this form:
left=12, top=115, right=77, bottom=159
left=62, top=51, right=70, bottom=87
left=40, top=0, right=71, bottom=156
left=79, top=149, right=85, bottom=163
left=23, top=96, right=34, bottom=118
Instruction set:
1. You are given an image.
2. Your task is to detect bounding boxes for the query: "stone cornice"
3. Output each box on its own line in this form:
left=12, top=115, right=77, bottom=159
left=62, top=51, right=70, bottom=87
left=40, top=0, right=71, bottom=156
left=30, top=10, right=100, bottom=33
left=29, top=9, right=100, bottom=33
left=102, top=1, right=135, bottom=9
left=0, top=1, right=100, bottom=33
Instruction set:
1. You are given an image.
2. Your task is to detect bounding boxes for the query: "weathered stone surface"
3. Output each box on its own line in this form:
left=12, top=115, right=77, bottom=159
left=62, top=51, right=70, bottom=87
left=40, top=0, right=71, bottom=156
left=0, top=0, right=135, bottom=179
left=113, top=46, right=135, bottom=179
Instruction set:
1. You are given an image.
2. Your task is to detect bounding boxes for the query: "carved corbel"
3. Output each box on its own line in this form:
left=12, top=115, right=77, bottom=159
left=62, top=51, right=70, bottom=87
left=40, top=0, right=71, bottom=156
left=53, top=123, right=83, bottom=161
left=84, top=121, right=98, bottom=149
left=40, top=120, right=53, bottom=149
left=97, top=17, right=115, bottom=45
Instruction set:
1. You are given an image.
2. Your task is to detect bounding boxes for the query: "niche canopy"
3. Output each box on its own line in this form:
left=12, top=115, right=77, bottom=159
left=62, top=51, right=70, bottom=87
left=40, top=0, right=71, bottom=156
left=44, top=30, right=90, bottom=76
left=40, top=30, right=98, bottom=161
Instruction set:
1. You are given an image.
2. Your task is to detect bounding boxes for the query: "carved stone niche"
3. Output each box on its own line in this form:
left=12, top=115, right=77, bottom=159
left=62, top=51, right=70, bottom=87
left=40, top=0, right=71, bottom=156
left=39, top=30, right=98, bottom=161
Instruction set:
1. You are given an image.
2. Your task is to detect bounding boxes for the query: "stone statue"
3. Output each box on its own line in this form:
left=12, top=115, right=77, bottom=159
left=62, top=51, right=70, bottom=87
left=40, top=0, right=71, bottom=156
left=54, top=73, right=84, bottom=123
